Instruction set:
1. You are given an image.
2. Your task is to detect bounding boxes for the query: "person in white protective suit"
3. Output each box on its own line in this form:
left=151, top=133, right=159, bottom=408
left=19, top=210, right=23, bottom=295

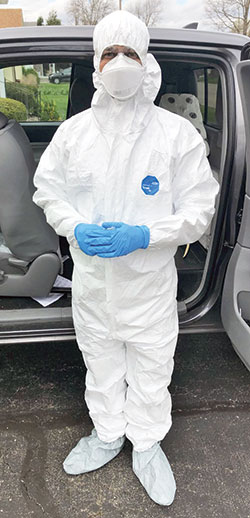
left=33, top=10, right=219, bottom=506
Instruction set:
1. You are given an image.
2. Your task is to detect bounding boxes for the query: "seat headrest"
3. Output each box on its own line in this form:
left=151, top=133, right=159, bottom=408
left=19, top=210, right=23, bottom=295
left=159, top=93, right=210, bottom=156
left=0, top=112, right=8, bottom=130
left=69, top=77, right=94, bottom=115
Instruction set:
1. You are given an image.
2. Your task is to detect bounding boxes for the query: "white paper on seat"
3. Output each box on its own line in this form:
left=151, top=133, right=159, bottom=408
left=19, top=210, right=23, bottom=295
left=32, top=274, right=72, bottom=307
left=0, top=233, right=11, bottom=254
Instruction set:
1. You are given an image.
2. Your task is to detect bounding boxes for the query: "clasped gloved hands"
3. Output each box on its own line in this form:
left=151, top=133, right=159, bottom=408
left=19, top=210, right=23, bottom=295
left=74, top=222, right=150, bottom=257
left=74, top=223, right=115, bottom=256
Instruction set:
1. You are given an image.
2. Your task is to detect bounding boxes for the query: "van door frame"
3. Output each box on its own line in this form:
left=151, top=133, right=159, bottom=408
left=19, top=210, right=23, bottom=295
left=221, top=46, right=250, bottom=369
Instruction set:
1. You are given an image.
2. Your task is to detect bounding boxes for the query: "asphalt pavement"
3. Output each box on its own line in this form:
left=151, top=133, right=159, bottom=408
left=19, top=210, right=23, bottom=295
left=1, top=332, right=250, bottom=518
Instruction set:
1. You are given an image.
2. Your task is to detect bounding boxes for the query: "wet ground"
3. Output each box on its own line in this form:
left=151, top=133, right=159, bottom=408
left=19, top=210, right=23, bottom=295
left=1, top=333, right=250, bottom=518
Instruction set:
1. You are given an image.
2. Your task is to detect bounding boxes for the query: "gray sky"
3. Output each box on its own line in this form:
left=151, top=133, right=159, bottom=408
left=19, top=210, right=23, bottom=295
left=0, top=0, right=214, bottom=30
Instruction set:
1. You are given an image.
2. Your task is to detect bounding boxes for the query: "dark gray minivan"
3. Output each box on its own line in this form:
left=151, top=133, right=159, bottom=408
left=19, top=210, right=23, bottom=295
left=0, top=25, right=250, bottom=370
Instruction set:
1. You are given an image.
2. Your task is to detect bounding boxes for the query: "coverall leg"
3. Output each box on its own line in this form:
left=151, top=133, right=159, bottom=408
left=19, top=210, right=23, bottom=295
left=125, top=328, right=178, bottom=452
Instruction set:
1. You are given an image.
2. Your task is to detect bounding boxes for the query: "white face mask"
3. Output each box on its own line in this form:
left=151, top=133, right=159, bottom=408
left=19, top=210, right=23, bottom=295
left=100, top=53, right=144, bottom=101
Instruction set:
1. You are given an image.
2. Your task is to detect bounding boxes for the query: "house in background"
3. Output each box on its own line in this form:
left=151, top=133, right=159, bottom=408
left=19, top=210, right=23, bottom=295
left=0, top=2, right=24, bottom=95
left=0, top=8, right=23, bottom=28
left=0, top=4, right=36, bottom=97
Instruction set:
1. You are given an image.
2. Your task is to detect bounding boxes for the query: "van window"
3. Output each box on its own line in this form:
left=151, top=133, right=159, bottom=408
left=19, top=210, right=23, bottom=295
left=195, top=67, right=221, bottom=128
left=0, top=63, right=71, bottom=122
left=196, top=68, right=205, bottom=118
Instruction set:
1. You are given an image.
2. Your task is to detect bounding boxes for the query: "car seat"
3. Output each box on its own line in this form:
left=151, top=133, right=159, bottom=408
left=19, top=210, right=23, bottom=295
left=69, top=77, right=95, bottom=116
left=0, top=111, right=61, bottom=297
left=159, top=93, right=210, bottom=156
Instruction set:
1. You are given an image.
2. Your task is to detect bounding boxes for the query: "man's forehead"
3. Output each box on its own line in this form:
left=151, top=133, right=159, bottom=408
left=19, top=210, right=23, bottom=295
left=103, top=45, right=136, bottom=52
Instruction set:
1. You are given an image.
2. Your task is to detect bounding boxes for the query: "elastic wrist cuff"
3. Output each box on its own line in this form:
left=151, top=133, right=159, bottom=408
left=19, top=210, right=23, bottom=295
left=74, top=223, right=82, bottom=240
left=140, top=225, right=150, bottom=249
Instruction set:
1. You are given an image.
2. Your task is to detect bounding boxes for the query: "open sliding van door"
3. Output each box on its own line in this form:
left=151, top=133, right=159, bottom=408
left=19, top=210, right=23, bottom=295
left=221, top=41, right=250, bottom=369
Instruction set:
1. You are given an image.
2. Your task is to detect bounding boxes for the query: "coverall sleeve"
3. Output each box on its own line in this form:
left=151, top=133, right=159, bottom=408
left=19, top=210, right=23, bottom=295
left=33, top=124, right=83, bottom=249
left=148, top=121, right=220, bottom=248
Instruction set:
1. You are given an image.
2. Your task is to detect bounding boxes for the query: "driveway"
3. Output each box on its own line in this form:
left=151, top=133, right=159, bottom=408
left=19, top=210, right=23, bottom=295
left=1, top=332, right=250, bottom=517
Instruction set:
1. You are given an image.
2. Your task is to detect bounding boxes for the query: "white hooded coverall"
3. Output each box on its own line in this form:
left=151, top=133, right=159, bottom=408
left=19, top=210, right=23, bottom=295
left=33, top=11, right=219, bottom=452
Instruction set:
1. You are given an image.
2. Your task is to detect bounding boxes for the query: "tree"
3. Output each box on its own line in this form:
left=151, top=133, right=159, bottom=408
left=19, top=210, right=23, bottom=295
left=37, top=16, right=44, bottom=26
left=67, top=0, right=115, bottom=25
left=205, top=0, right=250, bottom=36
left=46, top=9, right=62, bottom=26
left=125, top=0, right=163, bottom=26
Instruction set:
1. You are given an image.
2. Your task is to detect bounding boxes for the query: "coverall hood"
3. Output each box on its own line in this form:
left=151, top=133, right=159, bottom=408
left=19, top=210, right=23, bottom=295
left=93, top=10, right=149, bottom=66
left=92, top=10, right=162, bottom=134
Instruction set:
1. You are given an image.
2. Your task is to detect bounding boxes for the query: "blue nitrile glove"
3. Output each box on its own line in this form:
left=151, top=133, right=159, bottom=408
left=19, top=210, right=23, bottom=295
left=91, top=222, right=150, bottom=258
left=74, top=223, right=116, bottom=256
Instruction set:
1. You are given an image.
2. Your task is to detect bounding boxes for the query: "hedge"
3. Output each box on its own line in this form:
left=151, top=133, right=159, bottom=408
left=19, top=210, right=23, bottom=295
left=22, top=66, right=40, bottom=85
left=5, top=81, right=40, bottom=116
left=0, top=97, right=27, bottom=121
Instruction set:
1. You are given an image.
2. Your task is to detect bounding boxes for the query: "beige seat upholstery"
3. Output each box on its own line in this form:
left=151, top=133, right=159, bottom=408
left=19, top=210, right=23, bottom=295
left=160, top=93, right=210, bottom=156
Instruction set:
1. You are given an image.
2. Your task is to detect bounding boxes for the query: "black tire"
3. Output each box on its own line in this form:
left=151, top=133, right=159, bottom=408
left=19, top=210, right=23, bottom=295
left=53, top=78, right=60, bottom=84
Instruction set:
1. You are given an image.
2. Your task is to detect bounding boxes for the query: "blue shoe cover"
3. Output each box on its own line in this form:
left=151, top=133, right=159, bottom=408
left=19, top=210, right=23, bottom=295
left=63, top=428, right=125, bottom=475
left=132, top=443, right=176, bottom=506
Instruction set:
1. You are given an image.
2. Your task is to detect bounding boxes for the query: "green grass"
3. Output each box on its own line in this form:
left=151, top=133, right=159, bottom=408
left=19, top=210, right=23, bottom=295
left=198, top=77, right=218, bottom=84
left=39, top=82, right=70, bottom=120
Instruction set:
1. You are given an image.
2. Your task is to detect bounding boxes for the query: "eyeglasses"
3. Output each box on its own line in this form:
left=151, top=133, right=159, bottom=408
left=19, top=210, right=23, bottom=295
left=101, top=46, right=140, bottom=61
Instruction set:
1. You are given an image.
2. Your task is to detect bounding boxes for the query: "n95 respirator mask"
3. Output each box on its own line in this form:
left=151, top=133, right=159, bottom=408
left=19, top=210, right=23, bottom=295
left=100, top=53, right=144, bottom=101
